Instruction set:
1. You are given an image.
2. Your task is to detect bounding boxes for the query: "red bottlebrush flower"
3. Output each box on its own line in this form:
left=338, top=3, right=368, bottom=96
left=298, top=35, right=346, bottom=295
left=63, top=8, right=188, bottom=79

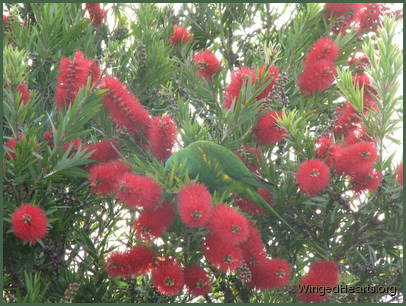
left=147, top=115, right=178, bottom=161
left=104, top=250, right=131, bottom=278
left=88, top=160, right=131, bottom=195
left=350, top=168, right=382, bottom=193
left=43, top=130, right=54, bottom=148
left=315, top=134, right=334, bottom=160
left=236, top=145, right=262, bottom=173
left=85, top=3, right=106, bottom=27
left=5, top=138, right=18, bottom=160
left=203, top=235, right=243, bottom=272
left=358, top=3, right=386, bottom=33
left=332, top=142, right=378, bottom=176
left=249, top=258, right=291, bottom=290
left=325, top=3, right=363, bottom=18
left=297, top=260, right=340, bottom=302
left=207, top=204, right=249, bottom=245
left=17, top=83, right=30, bottom=105
left=304, top=37, right=339, bottom=66
left=193, top=49, right=222, bottom=80
left=86, top=139, right=120, bottom=163
left=134, top=202, right=174, bottom=241
left=295, top=159, right=330, bottom=196
left=177, top=183, right=212, bottom=228
left=55, top=50, right=98, bottom=109
left=258, top=188, right=275, bottom=207
left=169, top=25, right=192, bottom=44
left=334, top=101, right=360, bottom=135
left=298, top=60, right=337, bottom=95
left=239, top=221, right=267, bottom=266
left=126, top=245, right=156, bottom=276
left=152, top=259, right=184, bottom=296
left=224, top=66, right=279, bottom=109
left=343, top=126, right=371, bottom=146
left=99, top=76, right=151, bottom=140
left=11, top=204, right=48, bottom=243
left=396, top=163, right=403, bottom=187
left=116, top=173, right=162, bottom=209
left=253, top=110, right=286, bottom=146
left=184, top=265, right=211, bottom=296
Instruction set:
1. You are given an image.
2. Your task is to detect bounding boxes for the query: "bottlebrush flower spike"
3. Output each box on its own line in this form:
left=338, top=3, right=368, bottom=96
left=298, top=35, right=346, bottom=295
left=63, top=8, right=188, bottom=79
left=104, top=250, right=131, bottom=278
left=332, top=142, right=378, bottom=176
left=334, top=101, right=360, bottom=135
left=248, top=258, right=291, bottom=290
left=239, top=221, right=267, bottom=266
left=152, top=258, right=184, bottom=296
left=203, top=235, right=243, bottom=272
left=358, top=3, right=386, bottom=33
left=350, top=168, right=382, bottom=193
left=193, top=49, right=222, bottom=80
left=298, top=60, right=337, bottom=95
left=177, top=183, right=212, bottom=228
left=147, top=115, right=178, bottom=161
left=396, top=163, right=403, bottom=187
left=343, top=126, right=371, bottom=146
left=184, top=265, right=211, bottom=296
left=315, top=134, right=334, bottom=160
left=254, top=110, right=286, bottom=146
left=133, top=202, right=174, bottom=241
left=116, top=173, right=162, bottom=209
left=99, top=76, right=151, bottom=140
left=349, top=52, right=370, bottom=73
left=304, top=37, right=339, bottom=66
left=235, top=196, right=264, bottom=216
left=85, top=3, right=106, bottom=27
left=224, top=66, right=279, bottom=109
left=207, top=204, right=249, bottom=245
left=236, top=145, right=262, bottom=173
left=295, top=159, right=330, bottom=196
left=11, top=204, right=48, bottom=243
left=297, top=260, right=340, bottom=302
left=55, top=50, right=99, bottom=109
left=86, top=139, right=120, bottom=163
left=325, top=3, right=364, bottom=18
left=126, top=245, right=156, bottom=276
left=169, top=25, right=193, bottom=44
left=88, top=160, right=131, bottom=195
left=17, top=83, right=30, bottom=105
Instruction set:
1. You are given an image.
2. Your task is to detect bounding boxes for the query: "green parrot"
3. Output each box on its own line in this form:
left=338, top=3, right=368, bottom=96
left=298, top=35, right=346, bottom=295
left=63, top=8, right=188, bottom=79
left=165, top=140, right=293, bottom=230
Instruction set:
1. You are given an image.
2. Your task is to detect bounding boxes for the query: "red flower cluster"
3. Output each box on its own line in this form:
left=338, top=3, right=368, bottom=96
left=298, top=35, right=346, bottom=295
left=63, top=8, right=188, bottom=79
left=100, top=76, right=151, bottom=140
left=116, top=172, right=163, bottom=208
left=396, top=162, right=403, bottom=187
left=133, top=202, right=175, bottom=241
left=235, top=188, right=273, bottom=216
left=86, top=139, right=120, bottom=163
left=358, top=3, right=388, bottom=33
left=55, top=50, right=100, bottom=109
left=208, top=204, right=249, bottom=245
left=295, top=159, right=330, bottom=196
left=84, top=3, right=106, bottom=27
left=298, top=37, right=339, bottom=95
left=105, top=245, right=155, bottom=278
left=352, top=73, right=379, bottom=111
left=169, top=25, right=193, bottom=44
left=177, top=183, right=212, bottom=228
left=184, top=265, right=211, bottom=296
left=152, top=259, right=184, bottom=296
left=325, top=3, right=364, bottom=33
left=240, top=221, right=267, bottom=266
left=17, top=83, right=30, bottom=105
left=298, top=260, right=340, bottom=302
left=203, top=235, right=243, bottom=272
left=224, top=65, right=279, bottom=109
left=253, top=110, right=286, bottom=146
left=147, top=115, right=178, bottom=161
left=348, top=52, right=370, bottom=73
left=88, top=160, right=131, bottom=195
left=193, top=49, right=222, bottom=80
left=248, top=258, right=291, bottom=290
left=11, top=204, right=48, bottom=243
